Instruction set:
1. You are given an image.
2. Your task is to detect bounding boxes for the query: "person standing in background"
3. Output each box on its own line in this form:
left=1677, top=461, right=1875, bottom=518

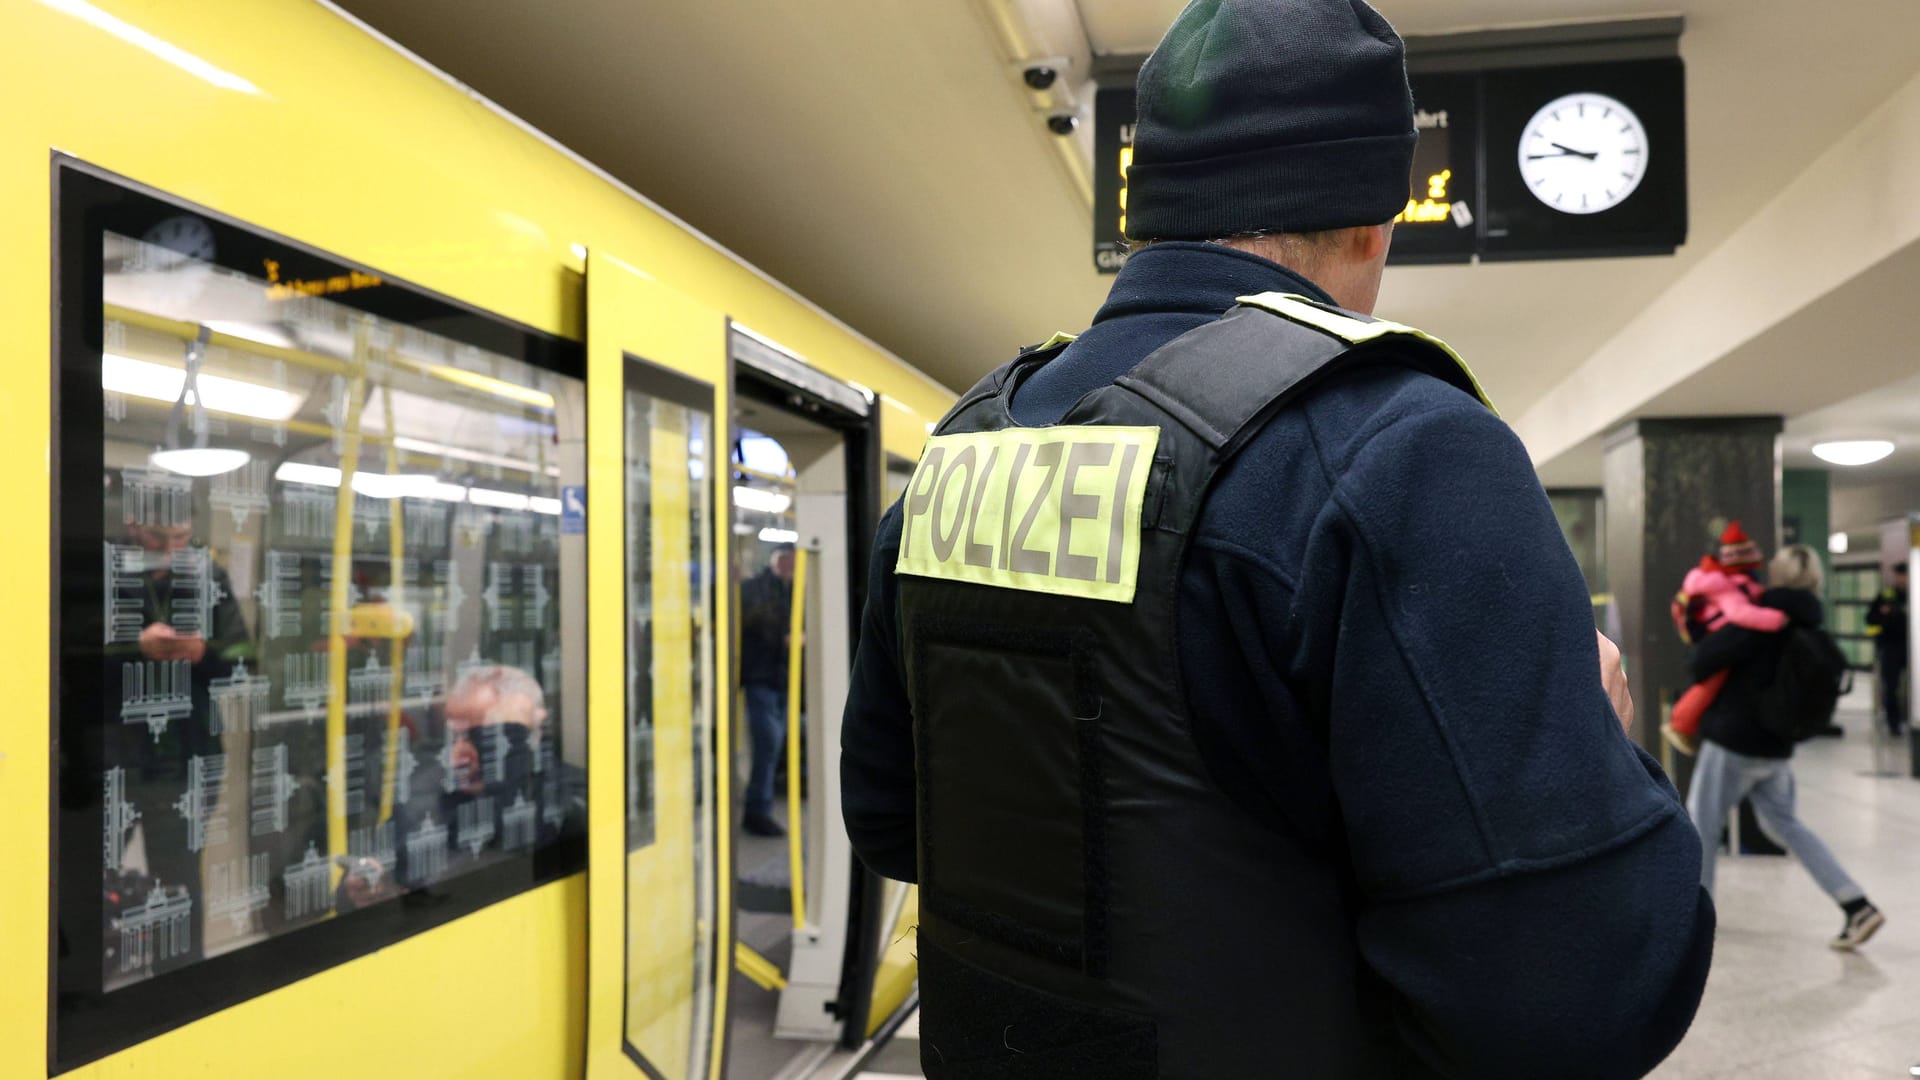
left=1687, top=544, right=1884, bottom=950
left=1865, top=562, right=1909, bottom=736
left=740, top=544, right=795, bottom=837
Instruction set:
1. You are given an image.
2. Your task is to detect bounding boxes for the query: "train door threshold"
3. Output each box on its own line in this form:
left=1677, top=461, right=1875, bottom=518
left=794, top=997, right=921, bottom=1080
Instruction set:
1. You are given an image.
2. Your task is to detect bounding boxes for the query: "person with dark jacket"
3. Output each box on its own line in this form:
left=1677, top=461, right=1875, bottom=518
left=739, top=544, right=795, bottom=836
left=841, top=2, right=1711, bottom=1075
left=1865, top=562, right=1909, bottom=735
left=1686, top=544, right=1885, bottom=949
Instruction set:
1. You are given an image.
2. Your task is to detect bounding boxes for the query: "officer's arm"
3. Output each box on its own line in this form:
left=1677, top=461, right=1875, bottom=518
left=841, top=504, right=918, bottom=883
left=1311, top=400, right=1713, bottom=1079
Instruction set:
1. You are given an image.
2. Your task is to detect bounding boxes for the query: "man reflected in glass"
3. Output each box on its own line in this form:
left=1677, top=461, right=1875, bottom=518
left=100, top=482, right=252, bottom=983
left=339, top=663, right=584, bottom=909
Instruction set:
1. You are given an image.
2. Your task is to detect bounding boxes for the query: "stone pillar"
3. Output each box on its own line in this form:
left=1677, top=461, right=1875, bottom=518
left=1603, top=417, right=1783, bottom=774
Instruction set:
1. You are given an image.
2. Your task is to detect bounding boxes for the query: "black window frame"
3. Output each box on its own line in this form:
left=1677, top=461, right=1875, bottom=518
left=50, top=157, right=588, bottom=1073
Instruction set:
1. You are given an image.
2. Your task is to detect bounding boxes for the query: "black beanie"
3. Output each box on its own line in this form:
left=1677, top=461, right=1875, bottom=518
left=1125, top=0, right=1416, bottom=240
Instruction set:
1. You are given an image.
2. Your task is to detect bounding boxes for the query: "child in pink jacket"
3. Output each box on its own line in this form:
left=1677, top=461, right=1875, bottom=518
left=1664, top=522, right=1788, bottom=755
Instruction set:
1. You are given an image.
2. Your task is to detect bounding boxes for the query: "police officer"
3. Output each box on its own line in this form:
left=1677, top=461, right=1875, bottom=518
left=1866, top=562, right=1910, bottom=735
left=842, top=2, right=1713, bottom=1076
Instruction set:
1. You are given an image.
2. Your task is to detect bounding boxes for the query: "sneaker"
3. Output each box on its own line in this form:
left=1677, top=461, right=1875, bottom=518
left=743, top=813, right=786, bottom=838
left=1661, top=722, right=1698, bottom=757
left=1832, top=904, right=1886, bottom=951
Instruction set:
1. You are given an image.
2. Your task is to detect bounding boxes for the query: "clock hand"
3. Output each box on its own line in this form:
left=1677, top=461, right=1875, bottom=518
left=1550, top=142, right=1599, bottom=161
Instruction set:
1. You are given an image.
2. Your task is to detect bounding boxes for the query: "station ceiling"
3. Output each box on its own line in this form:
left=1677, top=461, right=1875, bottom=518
left=334, top=0, right=1919, bottom=486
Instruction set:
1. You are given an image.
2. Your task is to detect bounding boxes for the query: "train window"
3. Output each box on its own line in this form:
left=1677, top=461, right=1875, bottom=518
left=622, top=358, right=719, bottom=1079
left=52, top=163, right=587, bottom=1068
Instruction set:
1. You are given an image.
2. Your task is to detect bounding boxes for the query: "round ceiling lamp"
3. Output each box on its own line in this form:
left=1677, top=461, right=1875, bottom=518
left=1811, top=440, right=1894, bottom=467
left=150, top=447, right=251, bottom=477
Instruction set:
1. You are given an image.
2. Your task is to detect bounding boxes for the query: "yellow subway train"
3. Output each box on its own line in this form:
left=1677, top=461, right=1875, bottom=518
left=0, top=2, right=949, bottom=1076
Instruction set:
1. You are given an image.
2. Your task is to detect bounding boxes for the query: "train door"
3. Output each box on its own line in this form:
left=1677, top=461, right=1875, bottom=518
left=724, top=327, right=889, bottom=1077
left=583, top=252, right=731, bottom=1080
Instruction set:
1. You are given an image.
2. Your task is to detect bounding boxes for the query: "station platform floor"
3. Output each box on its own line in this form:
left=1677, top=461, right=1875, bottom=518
left=849, top=711, right=1920, bottom=1080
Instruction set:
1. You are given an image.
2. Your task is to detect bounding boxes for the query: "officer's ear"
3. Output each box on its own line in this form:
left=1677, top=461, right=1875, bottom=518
left=1352, top=223, right=1391, bottom=265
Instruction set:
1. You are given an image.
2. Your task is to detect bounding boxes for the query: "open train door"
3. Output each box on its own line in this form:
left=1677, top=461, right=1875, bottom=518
left=584, top=251, right=732, bottom=1080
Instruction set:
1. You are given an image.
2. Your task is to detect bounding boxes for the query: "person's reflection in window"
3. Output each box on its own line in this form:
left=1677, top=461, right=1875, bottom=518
left=339, top=664, right=584, bottom=909
left=101, top=489, right=253, bottom=981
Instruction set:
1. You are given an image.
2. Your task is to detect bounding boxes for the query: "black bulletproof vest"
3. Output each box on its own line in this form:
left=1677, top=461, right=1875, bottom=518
left=896, top=298, right=1486, bottom=1079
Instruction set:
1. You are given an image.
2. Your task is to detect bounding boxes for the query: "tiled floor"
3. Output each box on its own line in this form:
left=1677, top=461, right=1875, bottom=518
left=853, top=712, right=1920, bottom=1079
left=1653, top=714, right=1920, bottom=1078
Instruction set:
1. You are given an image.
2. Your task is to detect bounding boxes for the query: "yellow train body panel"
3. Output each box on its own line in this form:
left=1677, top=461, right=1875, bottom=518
left=0, top=1, right=945, bottom=1076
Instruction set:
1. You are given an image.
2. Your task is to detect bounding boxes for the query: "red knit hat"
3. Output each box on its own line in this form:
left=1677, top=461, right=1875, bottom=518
left=1718, top=521, right=1763, bottom=570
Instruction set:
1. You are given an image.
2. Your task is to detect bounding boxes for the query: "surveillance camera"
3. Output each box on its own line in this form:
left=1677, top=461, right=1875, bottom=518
left=1023, top=65, right=1059, bottom=91
left=1046, top=113, right=1079, bottom=136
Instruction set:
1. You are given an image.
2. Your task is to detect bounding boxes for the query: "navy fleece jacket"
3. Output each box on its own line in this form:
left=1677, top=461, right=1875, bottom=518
left=842, top=242, right=1713, bottom=1078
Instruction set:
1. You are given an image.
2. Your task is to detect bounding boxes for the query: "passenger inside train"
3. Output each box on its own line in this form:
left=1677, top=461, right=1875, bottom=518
left=8, top=0, right=1920, bottom=1078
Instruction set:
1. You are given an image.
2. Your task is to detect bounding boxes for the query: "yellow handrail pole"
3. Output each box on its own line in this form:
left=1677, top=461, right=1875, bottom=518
left=785, top=546, right=810, bottom=930
left=325, top=320, right=373, bottom=890
left=106, top=304, right=353, bottom=377
left=378, top=380, right=407, bottom=825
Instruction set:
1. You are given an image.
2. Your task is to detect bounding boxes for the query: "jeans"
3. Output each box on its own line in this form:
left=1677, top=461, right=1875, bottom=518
left=1881, top=655, right=1907, bottom=735
left=744, top=684, right=788, bottom=819
left=1687, top=739, right=1863, bottom=904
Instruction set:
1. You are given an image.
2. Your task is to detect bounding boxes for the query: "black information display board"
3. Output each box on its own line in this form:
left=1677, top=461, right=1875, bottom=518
left=1093, top=86, right=1135, bottom=273
left=1390, top=73, right=1481, bottom=265
left=1092, top=57, right=1686, bottom=271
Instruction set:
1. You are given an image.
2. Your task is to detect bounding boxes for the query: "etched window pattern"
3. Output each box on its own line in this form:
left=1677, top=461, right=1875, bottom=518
left=114, top=886, right=193, bottom=976
left=103, top=766, right=140, bottom=873
left=121, top=659, right=191, bottom=741
left=282, top=843, right=332, bottom=922
left=172, top=753, right=229, bottom=852
left=207, top=853, right=272, bottom=935
left=249, top=744, right=294, bottom=837
left=68, top=215, right=586, bottom=1005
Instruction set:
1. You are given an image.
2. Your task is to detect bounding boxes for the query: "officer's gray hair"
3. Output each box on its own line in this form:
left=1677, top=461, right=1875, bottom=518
left=1769, top=544, right=1824, bottom=594
left=1124, top=228, right=1353, bottom=271
left=448, top=663, right=547, bottom=717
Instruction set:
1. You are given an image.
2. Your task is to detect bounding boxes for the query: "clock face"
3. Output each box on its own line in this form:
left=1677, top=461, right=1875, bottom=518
left=1517, top=92, right=1649, bottom=215
left=137, top=215, right=217, bottom=309
left=144, top=215, right=217, bottom=265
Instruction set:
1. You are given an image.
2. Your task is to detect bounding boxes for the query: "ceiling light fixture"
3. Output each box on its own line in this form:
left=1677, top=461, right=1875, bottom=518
left=467, top=486, right=532, bottom=511
left=146, top=327, right=251, bottom=477
left=759, top=527, right=800, bottom=544
left=104, top=352, right=303, bottom=421
left=150, top=447, right=250, bottom=477
left=1812, top=440, right=1894, bottom=467
left=273, top=462, right=464, bottom=502
left=1829, top=532, right=1850, bottom=556
left=733, top=486, right=792, bottom=514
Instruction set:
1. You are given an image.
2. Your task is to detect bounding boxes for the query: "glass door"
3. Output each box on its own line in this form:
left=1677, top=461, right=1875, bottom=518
left=585, top=252, right=730, bottom=1080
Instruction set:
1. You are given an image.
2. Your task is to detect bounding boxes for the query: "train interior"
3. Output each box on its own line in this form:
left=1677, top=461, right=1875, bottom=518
left=726, top=346, right=872, bottom=1078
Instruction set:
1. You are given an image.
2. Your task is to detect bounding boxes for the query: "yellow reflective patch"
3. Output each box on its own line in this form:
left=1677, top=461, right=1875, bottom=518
left=1235, top=292, right=1500, bottom=416
left=896, top=426, right=1160, bottom=603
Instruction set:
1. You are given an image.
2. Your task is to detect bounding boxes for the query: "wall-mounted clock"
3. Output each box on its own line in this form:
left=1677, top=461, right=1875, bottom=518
left=1479, top=58, right=1687, bottom=260
left=1517, top=92, right=1649, bottom=215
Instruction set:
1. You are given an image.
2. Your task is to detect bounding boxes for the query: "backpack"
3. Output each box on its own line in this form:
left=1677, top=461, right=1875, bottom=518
left=1756, top=626, right=1853, bottom=743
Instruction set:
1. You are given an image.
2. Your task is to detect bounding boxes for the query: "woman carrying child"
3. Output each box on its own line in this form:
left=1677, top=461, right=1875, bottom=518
left=1685, top=543, right=1885, bottom=950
